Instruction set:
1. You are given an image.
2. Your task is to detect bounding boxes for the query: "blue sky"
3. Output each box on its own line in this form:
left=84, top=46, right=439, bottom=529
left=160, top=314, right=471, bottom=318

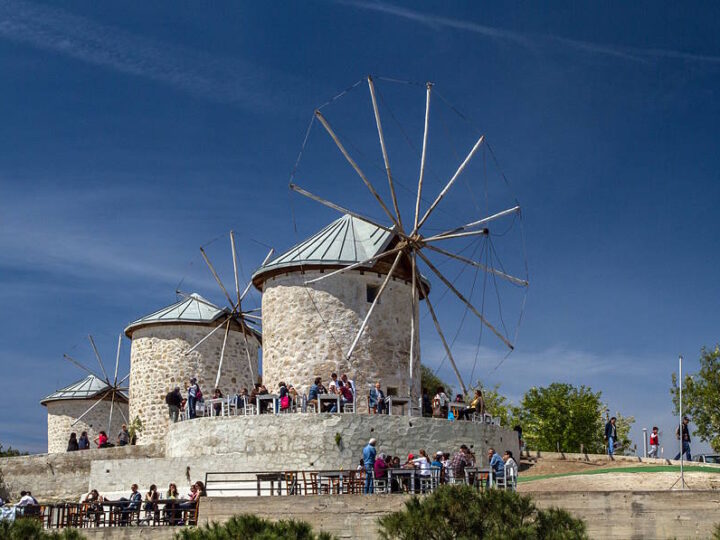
left=1, top=1, right=719, bottom=455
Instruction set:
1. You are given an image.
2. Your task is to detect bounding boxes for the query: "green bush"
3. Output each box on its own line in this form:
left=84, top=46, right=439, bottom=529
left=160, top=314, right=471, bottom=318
left=174, top=513, right=335, bottom=540
left=712, top=523, right=720, bottom=540
left=378, top=485, right=587, bottom=540
left=0, top=518, right=83, bottom=539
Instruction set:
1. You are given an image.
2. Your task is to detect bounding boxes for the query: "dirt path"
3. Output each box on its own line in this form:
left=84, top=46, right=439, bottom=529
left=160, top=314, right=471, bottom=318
left=519, top=471, right=720, bottom=492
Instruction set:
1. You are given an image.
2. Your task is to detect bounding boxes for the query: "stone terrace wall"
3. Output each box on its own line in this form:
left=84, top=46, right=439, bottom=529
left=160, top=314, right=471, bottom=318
left=46, top=399, right=128, bottom=454
left=129, top=324, right=259, bottom=445
left=0, top=444, right=162, bottom=502
left=261, top=270, right=420, bottom=400
left=87, top=415, right=517, bottom=495
left=165, top=414, right=518, bottom=464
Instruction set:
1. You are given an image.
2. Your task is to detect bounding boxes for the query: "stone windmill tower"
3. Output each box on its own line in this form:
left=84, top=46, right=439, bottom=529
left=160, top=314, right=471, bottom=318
left=124, top=293, right=260, bottom=444
left=252, top=214, right=426, bottom=403
left=41, top=375, right=128, bottom=453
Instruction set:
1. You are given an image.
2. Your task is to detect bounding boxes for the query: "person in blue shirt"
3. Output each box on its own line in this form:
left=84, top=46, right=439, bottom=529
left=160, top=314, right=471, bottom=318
left=362, top=438, right=377, bottom=494
left=488, top=447, right=504, bottom=486
left=307, top=377, right=322, bottom=411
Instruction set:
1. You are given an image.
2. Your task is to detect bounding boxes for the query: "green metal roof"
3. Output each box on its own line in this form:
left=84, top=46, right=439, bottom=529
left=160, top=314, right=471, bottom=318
left=41, top=374, right=127, bottom=405
left=252, top=214, right=395, bottom=283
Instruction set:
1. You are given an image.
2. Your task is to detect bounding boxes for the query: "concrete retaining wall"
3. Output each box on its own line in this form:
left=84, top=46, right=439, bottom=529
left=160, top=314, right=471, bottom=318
left=195, top=491, right=720, bottom=540
left=0, top=444, right=163, bottom=502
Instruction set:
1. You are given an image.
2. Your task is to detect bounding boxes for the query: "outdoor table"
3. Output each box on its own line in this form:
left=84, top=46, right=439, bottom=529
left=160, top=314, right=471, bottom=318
left=465, top=466, right=494, bottom=488
left=205, top=397, right=225, bottom=417
left=317, top=394, right=341, bottom=413
left=449, top=402, right=470, bottom=419
left=256, top=472, right=286, bottom=496
left=256, top=394, right=279, bottom=414
left=102, top=500, right=133, bottom=527
left=388, top=468, right=417, bottom=493
left=317, top=470, right=351, bottom=494
left=386, top=396, right=410, bottom=415
left=159, top=498, right=189, bottom=525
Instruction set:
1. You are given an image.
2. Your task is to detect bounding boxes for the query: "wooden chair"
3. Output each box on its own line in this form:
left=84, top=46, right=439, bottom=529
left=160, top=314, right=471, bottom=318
left=302, top=471, right=318, bottom=495
left=285, top=471, right=302, bottom=495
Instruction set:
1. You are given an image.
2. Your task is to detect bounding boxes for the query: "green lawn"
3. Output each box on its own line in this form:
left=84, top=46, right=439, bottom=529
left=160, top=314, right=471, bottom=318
left=518, top=465, right=720, bottom=483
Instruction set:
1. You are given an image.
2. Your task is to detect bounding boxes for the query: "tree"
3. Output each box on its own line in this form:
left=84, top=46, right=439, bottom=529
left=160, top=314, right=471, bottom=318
left=515, top=383, right=604, bottom=453
left=671, top=345, right=720, bottom=452
left=174, top=514, right=335, bottom=540
left=378, top=484, right=587, bottom=540
left=420, top=365, right=452, bottom=396
left=466, top=382, right=513, bottom=427
left=0, top=443, right=25, bottom=457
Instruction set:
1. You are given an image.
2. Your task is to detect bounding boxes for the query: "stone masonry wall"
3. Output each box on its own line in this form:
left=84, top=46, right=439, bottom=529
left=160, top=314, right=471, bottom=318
left=129, top=324, right=259, bottom=444
left=46, top=399, right=128, bottom=454
left=261, top=270, right=420, bottom=402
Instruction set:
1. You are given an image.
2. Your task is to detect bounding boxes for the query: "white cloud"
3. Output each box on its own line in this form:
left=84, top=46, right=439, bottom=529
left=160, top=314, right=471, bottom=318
left=338, top=0, right=720, bottom=65
left=0, top=0, right=266, bottom=106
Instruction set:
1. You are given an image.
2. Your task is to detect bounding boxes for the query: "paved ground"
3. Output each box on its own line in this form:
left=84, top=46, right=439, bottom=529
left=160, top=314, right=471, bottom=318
left=517, top=458, right=720, bottom=492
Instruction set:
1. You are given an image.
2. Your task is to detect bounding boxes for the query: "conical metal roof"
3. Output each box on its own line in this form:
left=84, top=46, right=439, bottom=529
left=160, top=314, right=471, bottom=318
left=41, top=374, right=127, bottom=405
left=124, top=293, right=262, bottom=341
left=252, top=214, right=395, bottom=285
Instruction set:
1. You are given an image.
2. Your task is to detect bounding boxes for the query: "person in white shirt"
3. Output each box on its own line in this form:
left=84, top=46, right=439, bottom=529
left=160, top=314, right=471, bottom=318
left=17, top=491, right=37, bottom=507
left=502, top=450, right=519, bottom=489
left=433, top=387, right=450, bottom=418
left=411, top=449, right=432, bottom=477
left=328, top=373, right=339, bottom=394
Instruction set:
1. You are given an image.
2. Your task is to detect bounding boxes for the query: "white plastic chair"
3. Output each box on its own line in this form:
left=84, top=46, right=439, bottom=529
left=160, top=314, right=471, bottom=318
left=372, top=472, right=388, bottom=494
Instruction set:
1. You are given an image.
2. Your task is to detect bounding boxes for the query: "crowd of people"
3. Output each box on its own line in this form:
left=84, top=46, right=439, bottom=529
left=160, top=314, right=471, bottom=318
left=164, top=372, right=492, bottom=421
left=79, top=480, right=206, bottom=526
left=360, top=438, right=518, bottom=494
left=65, top=424, right=132, bottom=452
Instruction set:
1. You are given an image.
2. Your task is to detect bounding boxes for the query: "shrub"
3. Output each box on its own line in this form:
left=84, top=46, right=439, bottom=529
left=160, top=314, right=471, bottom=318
left=174, top=513, right=335, bottom=540
left=378, top=485, right=587, bottom=540
left=0, top=518, right=83, bottom=539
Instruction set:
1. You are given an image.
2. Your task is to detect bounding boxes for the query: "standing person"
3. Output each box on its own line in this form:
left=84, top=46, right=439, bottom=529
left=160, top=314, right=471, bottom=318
left=67, top=433, right=79, bottom=452
left=421, top=388, right=432, bottom=418
left=187, top=378, right=200, bottom=419
left=433, top=387, right=450, bottom=419
left=78, top=431, right=90, bottom=450
left=166, top=387, right=183, bottom=422
left=117, top=424, right=130, bottom=447
left=604, top=417, right=618, bottom=456
left=675, top=417, right=692, bottom=460
left=363, top=438, right=377, bottom=494
left=648, top=427, right=660, bottom=458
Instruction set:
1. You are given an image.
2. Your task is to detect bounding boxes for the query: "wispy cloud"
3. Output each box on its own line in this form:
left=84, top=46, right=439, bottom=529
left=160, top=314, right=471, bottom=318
left=0, top=0, right=265, bottom=105
left=338, top=0, right=720, bottom=65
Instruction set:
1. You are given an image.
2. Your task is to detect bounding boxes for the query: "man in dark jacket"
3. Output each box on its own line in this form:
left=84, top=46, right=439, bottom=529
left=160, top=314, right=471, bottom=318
left=674, top=417, right=692, bottom=460
left=604, top=417, right=617, bottom=456
left=166, top=387, right=183, bottom=423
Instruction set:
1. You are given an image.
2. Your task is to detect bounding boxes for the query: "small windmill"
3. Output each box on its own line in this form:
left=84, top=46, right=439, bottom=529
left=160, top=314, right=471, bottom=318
left=290, top=76, right=528, bottom=397
left=181, top=231, right=273, bottom=389
left=63, top=334, right=128, bottom=432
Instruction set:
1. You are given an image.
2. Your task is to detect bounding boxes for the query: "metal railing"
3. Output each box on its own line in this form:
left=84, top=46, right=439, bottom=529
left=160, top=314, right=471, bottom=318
left=204, top=467, right=506, bottom=497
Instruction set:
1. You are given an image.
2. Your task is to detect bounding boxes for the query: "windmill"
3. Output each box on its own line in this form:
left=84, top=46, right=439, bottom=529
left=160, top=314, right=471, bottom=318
left=180, top=230, right=274, bottom=389
left=62, top=334, right=128, bottom=433
left=289, top=76, right=529, bottom=397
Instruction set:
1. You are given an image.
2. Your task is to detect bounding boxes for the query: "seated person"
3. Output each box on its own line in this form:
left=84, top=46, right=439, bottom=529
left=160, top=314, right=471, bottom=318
left=453, top=393, right=472, bottom=421
left=374, top=453, right=388, bottom=480
left=369, top=382, right=386, bottom=414
left=120, top=484, right=142, bottom=525
left=488, top=447, right=504, bottom=486
left=469, top=389, right=485, bottom=417
left=502, top=450, right=519, bottom=485
left=308, top=377, right=322, bottom=410
left=16, top=491, right=38, bottom=507
left=235, top=388, right=249, bottom=412
left=338, top=381, right=354, bottom=411
left=211, top=388, right=223, bottom=416
left=117, top=424, right=130, bottom=447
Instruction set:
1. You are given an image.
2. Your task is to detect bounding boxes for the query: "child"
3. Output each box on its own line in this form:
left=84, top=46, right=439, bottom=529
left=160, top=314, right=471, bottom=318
left=648, top=426, right=659, bottom=458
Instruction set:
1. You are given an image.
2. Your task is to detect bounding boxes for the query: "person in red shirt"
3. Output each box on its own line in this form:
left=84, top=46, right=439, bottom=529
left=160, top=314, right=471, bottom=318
left=95, top=430, right=108, bottom=448
left=649, top=426, right=659, bottom=458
